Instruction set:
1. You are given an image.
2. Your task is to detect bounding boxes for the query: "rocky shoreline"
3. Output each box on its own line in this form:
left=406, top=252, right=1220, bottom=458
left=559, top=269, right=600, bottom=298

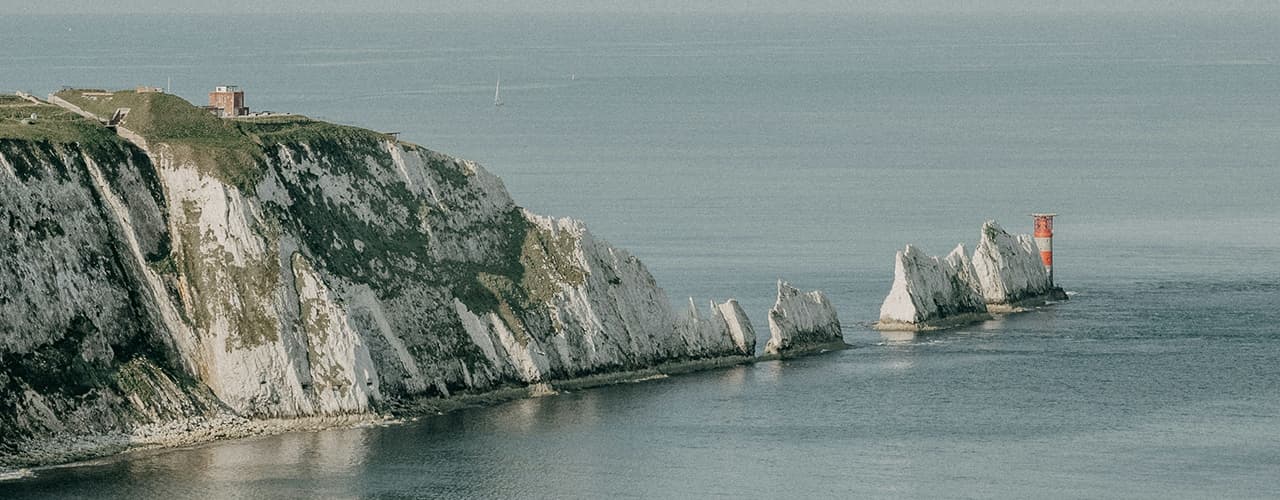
left=3, top=349, right=837, bottom=475
left=2, top=273, right=845, bottom=474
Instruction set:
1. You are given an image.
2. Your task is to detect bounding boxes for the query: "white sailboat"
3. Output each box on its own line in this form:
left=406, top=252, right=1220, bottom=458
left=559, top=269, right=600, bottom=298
left=494, top=74, right=503, bottom=107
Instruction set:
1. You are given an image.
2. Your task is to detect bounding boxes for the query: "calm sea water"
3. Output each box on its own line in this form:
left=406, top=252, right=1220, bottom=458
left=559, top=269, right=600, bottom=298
left=3, top=12, right=1279, bottom=498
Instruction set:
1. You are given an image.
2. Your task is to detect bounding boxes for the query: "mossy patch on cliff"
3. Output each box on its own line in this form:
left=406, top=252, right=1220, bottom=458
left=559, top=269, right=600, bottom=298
left=519, top=224, right=586, bottom=303
left=452, top=216, right=588, bottom=343
left=0, top=101, right=131, bottom=188
left=269, top=162, right=432, bottom=289
left=0, top=139, right=72, bottom=183
left=251, top=126, right=589, bottom=349
left=172, top=199, right=282, bottom=352
left=237, top=115, right=396, bottom=159
left=983, top=222, right=1003, bottom=242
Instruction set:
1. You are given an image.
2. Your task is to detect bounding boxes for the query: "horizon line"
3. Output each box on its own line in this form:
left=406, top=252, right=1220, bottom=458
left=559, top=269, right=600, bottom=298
left=8, top=8, right=1280, bottom=16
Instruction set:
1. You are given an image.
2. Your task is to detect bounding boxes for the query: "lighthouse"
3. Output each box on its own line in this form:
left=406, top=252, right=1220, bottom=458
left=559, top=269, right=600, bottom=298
left=1031, top=213, right=1056, bottom=287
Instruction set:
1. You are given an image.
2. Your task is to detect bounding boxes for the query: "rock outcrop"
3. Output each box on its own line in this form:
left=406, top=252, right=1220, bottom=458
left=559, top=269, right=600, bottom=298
left=972, top=221, right=1054, bottom=309
left=674, top=298, right=757, bottom=357
left=0, top=91, right=754, bottom=468
left=876, top=244, right=989, bottom=330
left=764, top=281, right=844, bottom=356
left=875, top=220, right=1067, bottom=331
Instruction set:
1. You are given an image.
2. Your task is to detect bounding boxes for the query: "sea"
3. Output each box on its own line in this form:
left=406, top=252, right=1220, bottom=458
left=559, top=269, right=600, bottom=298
left=2, top=12, right=1279, bottom=498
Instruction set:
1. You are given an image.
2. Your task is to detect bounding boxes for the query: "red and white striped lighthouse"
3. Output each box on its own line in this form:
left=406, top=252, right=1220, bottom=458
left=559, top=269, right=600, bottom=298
left=1032, top=213, right=1056, bottom=286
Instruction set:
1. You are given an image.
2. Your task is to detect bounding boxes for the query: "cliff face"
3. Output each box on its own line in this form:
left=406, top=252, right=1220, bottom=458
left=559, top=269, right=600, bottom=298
left=764, top=281, right=843, bottom=356
left=0, top=91, right=749, bottom=465
left=0, top=131, right=226, bottom=458
left=972, top=221, right=1053, bottom=307
left=877, top=244, right=988, bottom=329
left=674, top=298, right=756, bottom=358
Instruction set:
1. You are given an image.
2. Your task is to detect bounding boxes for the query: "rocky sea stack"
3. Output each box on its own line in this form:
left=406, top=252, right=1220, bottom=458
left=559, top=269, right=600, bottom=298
left=763, top=281, right=844, bottom=356
left=972, top=220, right=1063, bottom=310
left=876, top=220, right=1067, bottom=331
left=877, top=244, right=990, bottom=330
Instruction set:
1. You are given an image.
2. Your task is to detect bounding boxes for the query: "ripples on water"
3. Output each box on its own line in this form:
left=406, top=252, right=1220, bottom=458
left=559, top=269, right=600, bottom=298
left=9, top=277, right=1278, bottom=498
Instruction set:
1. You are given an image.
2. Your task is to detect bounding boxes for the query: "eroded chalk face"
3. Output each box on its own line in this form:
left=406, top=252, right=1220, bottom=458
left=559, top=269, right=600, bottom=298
left=972, top=220, right=1053, bottom=307
left=875, top=219, right=1062, bottom=332
left=765, top=280, right=843, bottom=355
left=877, top=243, right=989, bottom=330
left=1, top=92, right=762, bottom=467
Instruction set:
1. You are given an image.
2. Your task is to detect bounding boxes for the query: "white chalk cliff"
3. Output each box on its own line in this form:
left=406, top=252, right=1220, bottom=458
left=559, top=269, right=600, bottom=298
left=675, top=298, right=757, bottom=358
left=877, top=244, right=988, bottom=330
left=876, top=220, right=1063, bottom=331
left=764, top=281, right=843, bottom=355
left=972, top=220, right=1053, bottom=307
left=0, top=92, right=754, bottom=468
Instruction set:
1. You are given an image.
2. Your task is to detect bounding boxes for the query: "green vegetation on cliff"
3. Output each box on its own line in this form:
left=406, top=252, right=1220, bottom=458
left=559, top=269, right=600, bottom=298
left=54, top=89, right=407, bottom=192
left=458, top=216, right=589, bottom=346
left=0, top=98, right=122, bottom=153
left=41, top=88, right=591, bottom=344
left=237, top=115, right=398, bottom=151
left=2, top=84, right=692, bottom=470
left=56, top=89, right=264, bottom=188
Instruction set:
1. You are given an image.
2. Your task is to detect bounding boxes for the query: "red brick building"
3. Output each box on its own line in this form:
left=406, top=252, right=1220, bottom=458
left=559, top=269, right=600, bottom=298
left=208, top=85, right=248, bottom=117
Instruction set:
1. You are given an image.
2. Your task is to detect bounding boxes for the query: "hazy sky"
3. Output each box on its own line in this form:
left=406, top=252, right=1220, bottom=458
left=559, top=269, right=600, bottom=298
left=7, top=0, right=1280, bottom=15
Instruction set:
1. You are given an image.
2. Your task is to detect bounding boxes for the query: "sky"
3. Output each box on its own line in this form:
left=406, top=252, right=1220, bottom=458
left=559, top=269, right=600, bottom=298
left=6, top=0, right=1280, bottom=15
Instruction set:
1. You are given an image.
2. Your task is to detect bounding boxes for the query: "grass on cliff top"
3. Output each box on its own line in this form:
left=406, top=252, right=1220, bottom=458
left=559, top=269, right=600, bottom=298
left=55, top=90, right=241, bottom=144
left=0, top=98, right=117, bottom=145
left=233, top=114, right=396, bottom=145
left=53, top=89, right=396, bottom=188
left=56, top=89, right=264, bottom=187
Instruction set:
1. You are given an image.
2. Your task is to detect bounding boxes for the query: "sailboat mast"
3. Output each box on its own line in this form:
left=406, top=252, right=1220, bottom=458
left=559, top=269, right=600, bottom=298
left=494, top=73, right=503, bottom=106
